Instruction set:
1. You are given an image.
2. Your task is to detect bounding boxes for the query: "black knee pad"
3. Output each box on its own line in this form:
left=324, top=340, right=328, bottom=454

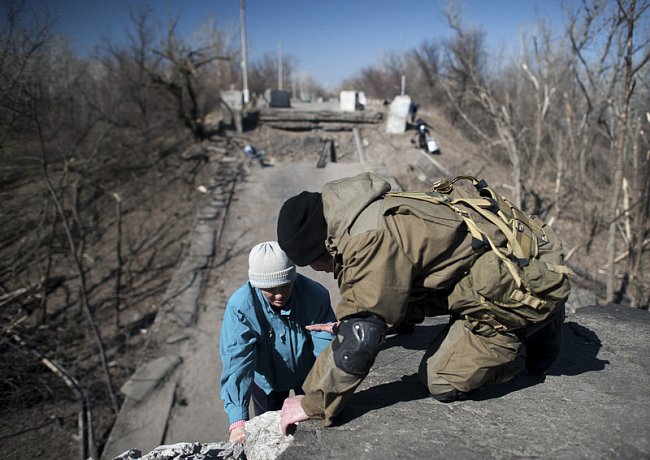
left=332, top=315, right=386, bottom=376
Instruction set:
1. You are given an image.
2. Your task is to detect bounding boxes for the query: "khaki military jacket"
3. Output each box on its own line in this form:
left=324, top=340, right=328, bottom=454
left=300, top=172, right=569, bottom=425
left=322, top=172, right=477, bottom=326
left=300, top=173, right=477, bottom=424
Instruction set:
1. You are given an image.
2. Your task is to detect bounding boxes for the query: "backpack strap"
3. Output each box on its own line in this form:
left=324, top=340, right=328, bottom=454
left=385, top=190, right=526, bottom=288
left=432, top=175, right=546, bottom=267
left=436, top=175, right=540, bottom=265
left=448, top=195, right=532, bottom=264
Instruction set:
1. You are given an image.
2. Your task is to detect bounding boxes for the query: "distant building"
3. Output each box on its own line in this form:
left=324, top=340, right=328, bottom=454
left=340, top=91, right=366, bottom=112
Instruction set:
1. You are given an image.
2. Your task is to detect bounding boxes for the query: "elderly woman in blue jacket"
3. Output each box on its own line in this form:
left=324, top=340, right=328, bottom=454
left=220, top=241, right=336, bottom=443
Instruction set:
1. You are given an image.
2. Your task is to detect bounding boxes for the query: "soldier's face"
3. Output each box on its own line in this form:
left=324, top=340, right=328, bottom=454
left=309, top=253, right=334, bottom=273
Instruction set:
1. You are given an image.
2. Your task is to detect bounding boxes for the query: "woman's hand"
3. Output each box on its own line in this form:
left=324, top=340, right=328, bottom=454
left=229, top=425, right=246, bottom=443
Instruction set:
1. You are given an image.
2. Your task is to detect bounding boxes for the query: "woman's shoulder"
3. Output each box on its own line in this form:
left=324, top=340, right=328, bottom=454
left=226, top=282, right=257, bottom=314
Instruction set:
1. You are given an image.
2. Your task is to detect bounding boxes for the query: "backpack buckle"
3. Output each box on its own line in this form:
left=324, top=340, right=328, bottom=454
left=432, top=179, right=452, bottom=194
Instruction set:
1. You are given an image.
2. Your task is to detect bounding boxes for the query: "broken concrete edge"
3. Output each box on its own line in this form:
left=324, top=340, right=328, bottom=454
left=243, top=410, right=293, bottom=460
left=111, top=411, right=288, bottom=460
left=113, top=441, right=245, bottom=460
left=102, top=376, right=178, bottom=460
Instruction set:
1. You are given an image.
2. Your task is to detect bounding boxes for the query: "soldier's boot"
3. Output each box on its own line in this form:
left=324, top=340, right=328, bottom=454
left=525, top=304, right=566, bottom=375
left=431, top=388, right=468, bottom=403
left=387, top=321, right=415, bottom=335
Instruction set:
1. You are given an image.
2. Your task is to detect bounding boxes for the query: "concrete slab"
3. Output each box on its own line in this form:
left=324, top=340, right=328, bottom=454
left=102, top=375, right=177, bottom=460
left=340, top=91, right=359, bottom=112
left=386, top=95, right=411, bottom=134
left=278, top=306, right=650, bottom=459
left=119, top=355, right=182, bottom=402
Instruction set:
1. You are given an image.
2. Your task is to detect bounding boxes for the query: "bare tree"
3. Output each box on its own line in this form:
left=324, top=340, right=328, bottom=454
left=340, top=66, right=390, bottom=99
left=0, top=2, right=122, bottom=455
left=625, top=113, right=650, bottom=307
left=24, top=39, right=120, bottom=417
left=340, top=51, right=407, bottom=100
left=409, top=39, right=443, bottom=103
left=440, top=6, right=528, bottom=207
left=566, top=0, right=650, bottom=303
left=441, top=2, right=488, bottom=123
left=520, top=31, right=559, bottom=184
left=153, top=17, right=232, bottom=140
left=293, top=70, right=329, bottom=102
left=100, top=7, right=233, bottom=141
left=561, top=0, right=647, bottom=215
left=248, top=51, right=298, bottom=96
left=0, top=0, right=54, bottom=146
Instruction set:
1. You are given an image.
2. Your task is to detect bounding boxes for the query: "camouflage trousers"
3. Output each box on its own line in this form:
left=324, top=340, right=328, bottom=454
left=418, top=304, right=565, bottom=396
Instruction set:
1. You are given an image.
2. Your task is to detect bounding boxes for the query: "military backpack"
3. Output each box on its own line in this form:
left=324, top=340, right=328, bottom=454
left=387, top=175, right=573, bottom=333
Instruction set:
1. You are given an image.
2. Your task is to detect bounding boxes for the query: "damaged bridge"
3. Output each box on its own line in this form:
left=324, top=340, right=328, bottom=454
left=254, top=106, right=383, bottom=131
left=102, top=100, right=649, bottom=460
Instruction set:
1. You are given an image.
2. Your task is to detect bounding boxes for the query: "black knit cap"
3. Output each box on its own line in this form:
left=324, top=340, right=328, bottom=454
left=276, top=191, right=328, bottom=266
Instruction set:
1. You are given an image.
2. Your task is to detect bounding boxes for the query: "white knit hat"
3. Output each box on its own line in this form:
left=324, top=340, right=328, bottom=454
left=248, top=241, right=297, bottom=289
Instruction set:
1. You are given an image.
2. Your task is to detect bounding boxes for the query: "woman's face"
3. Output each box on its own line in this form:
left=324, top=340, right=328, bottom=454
left=261, top=283, right=293, bottom=309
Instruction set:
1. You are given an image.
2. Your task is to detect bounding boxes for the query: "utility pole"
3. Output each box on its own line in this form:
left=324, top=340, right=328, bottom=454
left=278, top=42, right=283, bottom=90
left=240, top=0, right=249, bottom=103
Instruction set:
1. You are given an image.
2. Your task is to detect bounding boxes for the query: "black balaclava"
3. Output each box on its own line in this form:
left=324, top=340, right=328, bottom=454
left=277, top=191, right=328, bottom=267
